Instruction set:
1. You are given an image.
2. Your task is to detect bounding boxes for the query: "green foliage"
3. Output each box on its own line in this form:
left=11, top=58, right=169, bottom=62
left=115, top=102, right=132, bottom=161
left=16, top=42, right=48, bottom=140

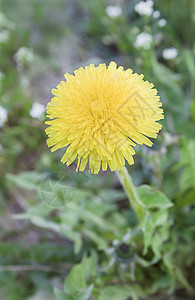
left=97, top=285, right=143, bottom=300
left=137, top=185, right=173, bottom=209
left=54, top=256, right=95, bottom=300
left=1, top=0, right=195, bottom=299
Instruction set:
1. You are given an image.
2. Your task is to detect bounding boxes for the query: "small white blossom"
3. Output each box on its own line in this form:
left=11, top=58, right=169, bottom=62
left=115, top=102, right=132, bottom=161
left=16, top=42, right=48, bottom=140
left=134, top=0, right=154, bottom=16
left=162, top=47, right=178, bottom=60
left=106, top=5, right=122, bottom=18
left=153, top=10, right=160, bottom=18
left=112, top=239, right=120, bottom=246
left=0, top=106, right=8, bottom=127
left=0, top=29, right=10, bottom=43
left=134, top=31, right=152, bottom=49
left=14, top=47, right=34, bottom=65
left=158, top=18, right=167, bottom=27
left=30, top=102, right=45, bottom=119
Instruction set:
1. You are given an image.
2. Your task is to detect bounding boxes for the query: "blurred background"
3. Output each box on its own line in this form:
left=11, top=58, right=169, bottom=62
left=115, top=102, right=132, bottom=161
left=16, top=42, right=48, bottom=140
left=0, top=0, right=195, bottom=299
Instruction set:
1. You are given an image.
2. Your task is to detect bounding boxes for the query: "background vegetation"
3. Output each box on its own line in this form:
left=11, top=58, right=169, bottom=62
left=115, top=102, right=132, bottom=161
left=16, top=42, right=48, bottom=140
left=0, top=0, right=195, bottom=299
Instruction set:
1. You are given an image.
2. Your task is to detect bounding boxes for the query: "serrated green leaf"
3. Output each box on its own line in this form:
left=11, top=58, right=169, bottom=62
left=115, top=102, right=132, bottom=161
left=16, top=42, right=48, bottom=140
left=152, top=210, right=168, bottom=226
left=64, top=264, right=86, bottom=295
left=82, top=252, right=98, bottom=278
left=137, top=185, right=173, bottom=209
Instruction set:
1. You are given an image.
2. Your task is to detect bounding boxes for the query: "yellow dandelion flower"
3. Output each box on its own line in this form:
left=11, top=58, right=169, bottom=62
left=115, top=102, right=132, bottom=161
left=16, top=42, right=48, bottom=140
left=45, top=62, right=164, bottom=174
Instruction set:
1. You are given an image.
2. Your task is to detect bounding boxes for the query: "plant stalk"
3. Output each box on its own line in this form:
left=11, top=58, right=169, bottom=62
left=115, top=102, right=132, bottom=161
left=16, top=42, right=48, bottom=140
left=116, top=166, right=144, bottom=221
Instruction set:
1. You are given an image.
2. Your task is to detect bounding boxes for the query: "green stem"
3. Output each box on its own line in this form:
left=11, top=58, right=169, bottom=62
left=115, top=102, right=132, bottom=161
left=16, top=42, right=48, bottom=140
left=116, top=166, right=144, bottom=221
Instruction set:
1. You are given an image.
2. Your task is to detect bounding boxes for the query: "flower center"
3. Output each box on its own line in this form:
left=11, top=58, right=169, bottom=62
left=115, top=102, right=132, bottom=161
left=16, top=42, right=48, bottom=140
left=90, top=100, right=108, bottom=121
left=90, top=100, right=106, bottom=112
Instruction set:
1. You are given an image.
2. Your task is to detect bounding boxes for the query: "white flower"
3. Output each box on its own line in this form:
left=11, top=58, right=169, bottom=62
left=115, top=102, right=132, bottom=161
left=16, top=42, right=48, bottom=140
left=30, top=102, right=45, bottom=119
left=134, top=31, right=152, bottom=49
left=153, top=10, right=160, bottom=18
left=0, top=106, right=8, bottom=127
left=112, top=239, right=120, bottom=246
left=14, top=47, right=34, bottom=64
left=158, top=18, right=167, bottom=27
left=106, top=5, right=122, bottom=18
left=134, top=0, right=154, bottom=16
left=0, top=29, right=10, bottom=43
left=162, top=47, right=178, bottom=60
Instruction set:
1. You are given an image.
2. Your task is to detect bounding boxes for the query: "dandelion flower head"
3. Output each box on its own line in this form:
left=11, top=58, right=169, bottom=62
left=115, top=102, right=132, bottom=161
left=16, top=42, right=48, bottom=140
left=45, top=62, right=164, bottom=174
